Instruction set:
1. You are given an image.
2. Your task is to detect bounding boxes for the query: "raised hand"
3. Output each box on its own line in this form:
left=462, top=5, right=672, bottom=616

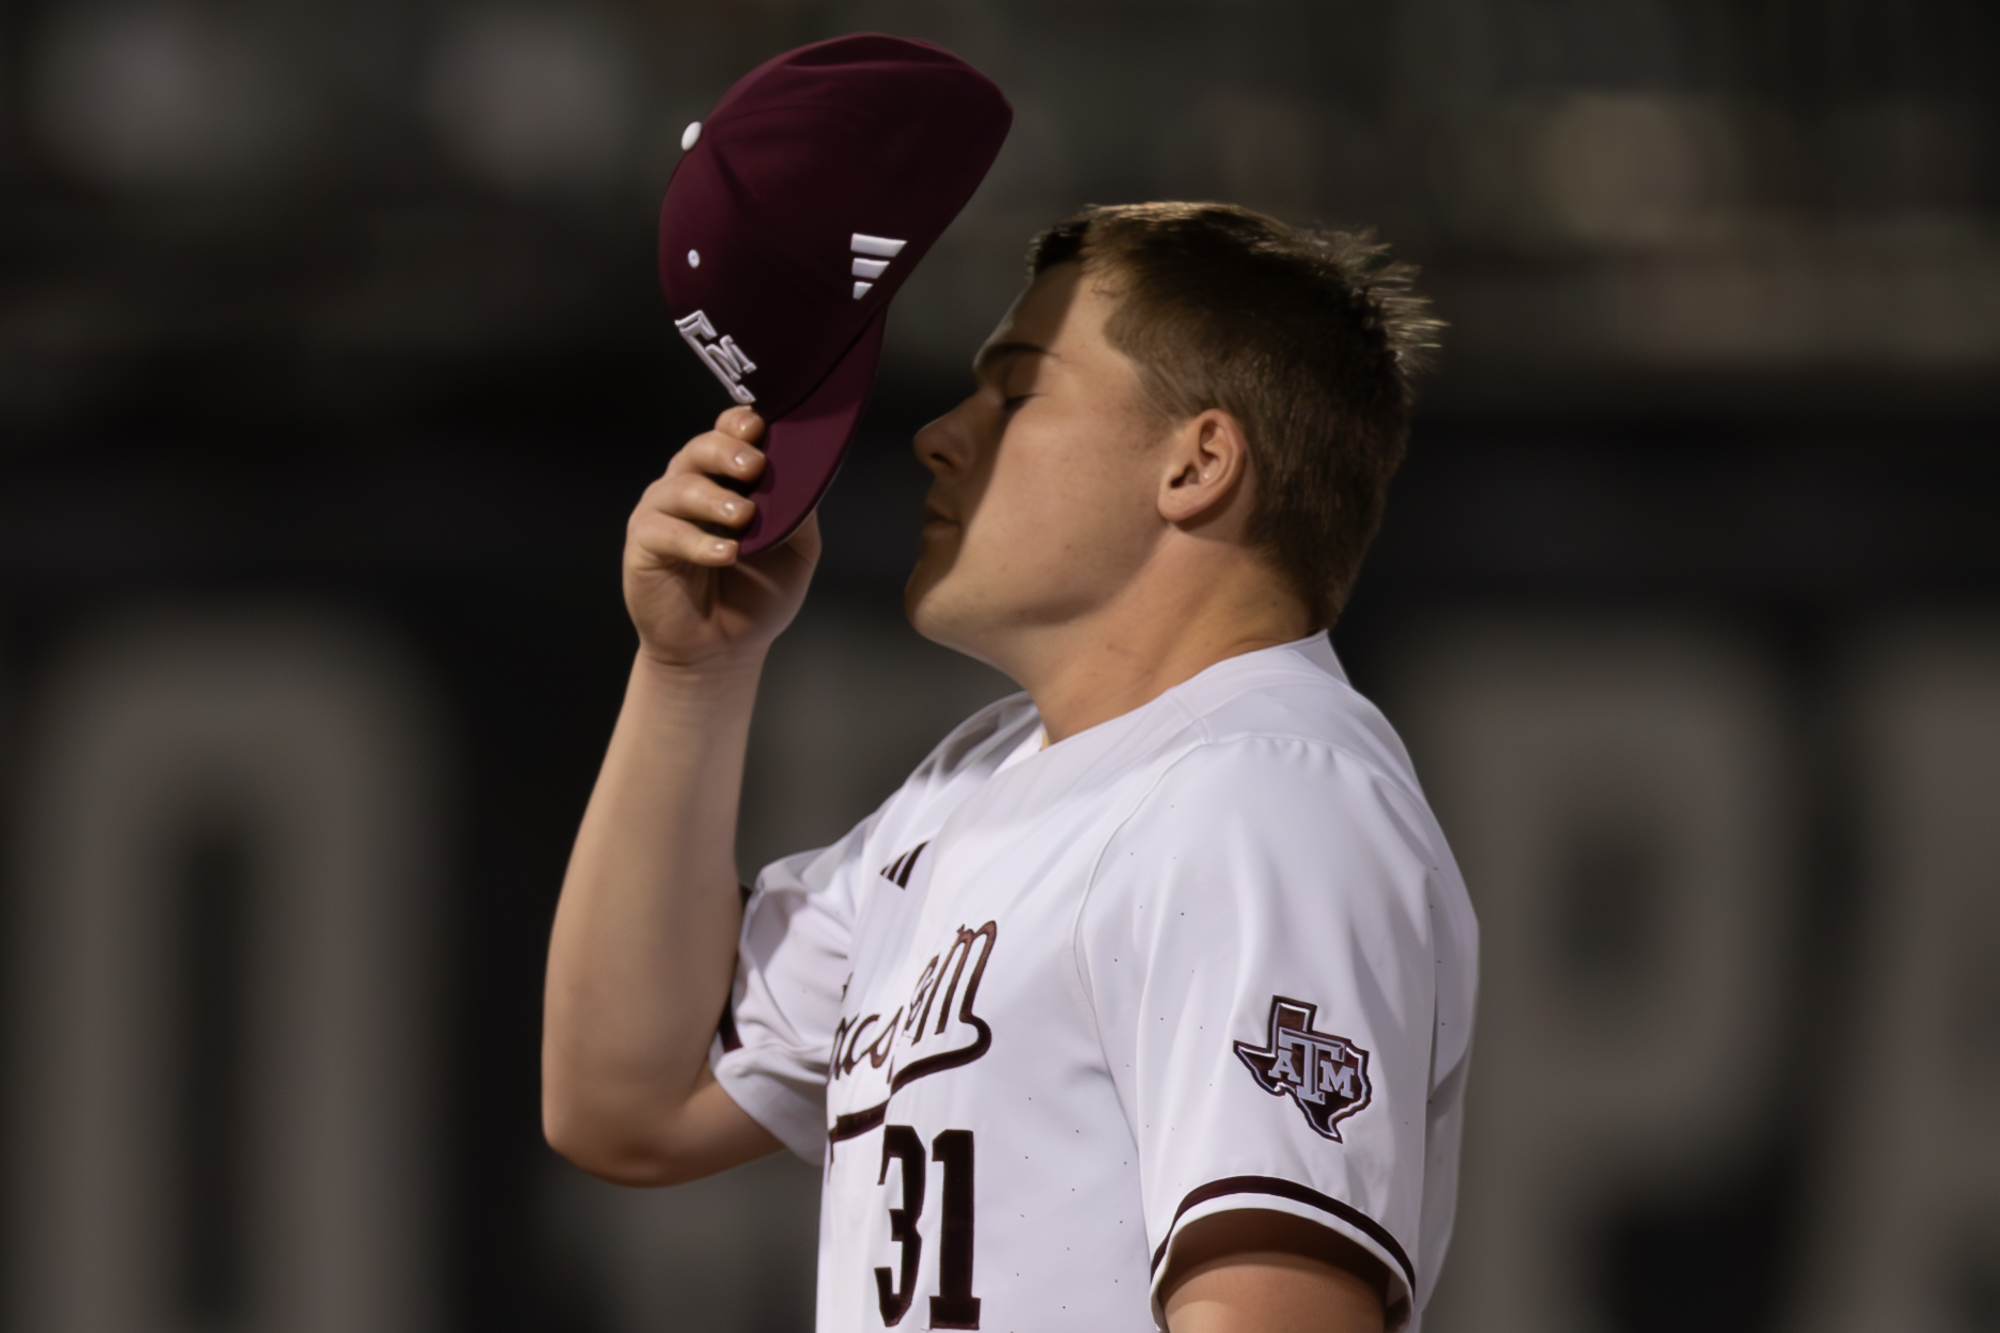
left=623, top=406, right=822, bottom=671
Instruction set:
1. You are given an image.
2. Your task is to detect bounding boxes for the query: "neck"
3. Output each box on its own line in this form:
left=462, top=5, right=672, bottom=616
left=996, top=553, right=1315, bottom=744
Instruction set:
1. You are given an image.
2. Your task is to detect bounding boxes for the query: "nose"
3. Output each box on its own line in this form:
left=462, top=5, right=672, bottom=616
left=912, top=394, right=977, bottom=479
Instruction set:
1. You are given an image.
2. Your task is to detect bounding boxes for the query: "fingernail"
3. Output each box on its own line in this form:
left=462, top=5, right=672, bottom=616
left=712, top=538, right=734, bottom=558
left=734, top=452, right=752, bottom=469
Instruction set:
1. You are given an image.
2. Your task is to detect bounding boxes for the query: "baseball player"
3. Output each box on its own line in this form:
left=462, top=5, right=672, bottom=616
left=545, top=38, right=1475, bottom=1333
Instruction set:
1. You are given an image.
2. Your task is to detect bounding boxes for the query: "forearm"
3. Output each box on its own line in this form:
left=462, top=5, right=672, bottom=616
left=542, top=649, right=763, bottom=1176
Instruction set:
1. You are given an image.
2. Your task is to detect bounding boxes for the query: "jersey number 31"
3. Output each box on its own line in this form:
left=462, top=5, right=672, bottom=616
left=876, top=1126, right=979, bottom=1329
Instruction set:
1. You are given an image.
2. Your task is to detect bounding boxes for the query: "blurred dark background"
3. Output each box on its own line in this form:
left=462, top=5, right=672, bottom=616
left=1, top=2, right=1996, bottom=1331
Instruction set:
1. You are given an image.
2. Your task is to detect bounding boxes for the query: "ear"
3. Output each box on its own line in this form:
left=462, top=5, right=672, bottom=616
left=1156, top=408, right=1252, bottom=528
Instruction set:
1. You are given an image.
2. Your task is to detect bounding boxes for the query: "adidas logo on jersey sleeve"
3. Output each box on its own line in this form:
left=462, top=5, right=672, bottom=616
left=879, top=841, right=928, bottom=888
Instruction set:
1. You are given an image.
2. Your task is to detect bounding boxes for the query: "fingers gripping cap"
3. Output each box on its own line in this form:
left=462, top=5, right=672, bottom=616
left=659, top=34, right=1013, bottom=553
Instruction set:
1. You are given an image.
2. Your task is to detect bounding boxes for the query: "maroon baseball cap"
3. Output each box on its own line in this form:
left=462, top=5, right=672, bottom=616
left=659, top=34, right=1012, bottom=554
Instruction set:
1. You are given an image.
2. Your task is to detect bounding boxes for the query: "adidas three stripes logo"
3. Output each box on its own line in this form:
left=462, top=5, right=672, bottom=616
left=879, top=841, right=928, bottom=888
left=849, top=233, right=907, bottom=300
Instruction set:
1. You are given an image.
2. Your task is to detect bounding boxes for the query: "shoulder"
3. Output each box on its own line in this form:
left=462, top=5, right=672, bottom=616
left=1078, top=733, right=1458, bottom=992
left=1011, top=637, right=1443, bottom=881
left=1072, top=733, right=1459, bottom=1052
left=1089, top=635, right=1434, bottom=849
left=1168, top=638, right=1426, bottom=809
left=1084, top=647, right=1454, bottom=917
left=1109, top=733, right=1439, bottom=877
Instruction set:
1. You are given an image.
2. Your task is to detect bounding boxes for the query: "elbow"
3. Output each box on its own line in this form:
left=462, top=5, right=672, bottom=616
left=540, top=1093, right=610, bottom=1179
left=541, top=1090, right=702, bottom=1188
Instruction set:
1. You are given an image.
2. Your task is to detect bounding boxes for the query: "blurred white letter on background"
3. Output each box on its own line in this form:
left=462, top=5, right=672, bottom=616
left=1794, top=624, right=2000, bottom=1333
left=1400, top=620, right=1792, bottom=1333
left=8, top=609, right=444, bottom=1333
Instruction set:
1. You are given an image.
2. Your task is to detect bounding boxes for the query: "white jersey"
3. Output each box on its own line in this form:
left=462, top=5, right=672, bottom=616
left=712, top=633, right=1478, bottom=1332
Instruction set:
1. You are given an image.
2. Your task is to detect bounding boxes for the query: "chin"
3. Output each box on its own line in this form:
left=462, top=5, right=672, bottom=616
left=903, top=577, right=951, bottom=645
left=903, top=542, right=958, bottom=637
left=904, top=572, right=986, bottom=663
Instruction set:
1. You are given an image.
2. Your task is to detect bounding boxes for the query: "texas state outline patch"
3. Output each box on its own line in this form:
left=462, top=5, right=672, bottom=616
left=1233, top=995, right=1373, bottom=1141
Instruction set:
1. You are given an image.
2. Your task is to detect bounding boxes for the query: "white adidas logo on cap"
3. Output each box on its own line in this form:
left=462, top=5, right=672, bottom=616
left=849, top=233, right=907, bottom=299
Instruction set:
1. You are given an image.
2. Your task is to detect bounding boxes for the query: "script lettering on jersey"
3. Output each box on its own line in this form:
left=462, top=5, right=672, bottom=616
left=829, top=921, right=997, bottom=1147
left=1233, top=995, right=1373, bottom=1141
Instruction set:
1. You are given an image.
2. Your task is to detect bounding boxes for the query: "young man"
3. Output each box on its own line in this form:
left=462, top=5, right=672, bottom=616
left=543, top=203, right=1477, bottom=1333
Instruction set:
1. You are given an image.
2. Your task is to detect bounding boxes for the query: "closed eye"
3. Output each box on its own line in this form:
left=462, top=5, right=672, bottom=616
left=1000, top=394, right=1033, bottom=414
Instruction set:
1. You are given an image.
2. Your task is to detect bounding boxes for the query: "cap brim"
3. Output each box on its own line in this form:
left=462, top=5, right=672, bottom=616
left=737, top=309, right=886, bottom=556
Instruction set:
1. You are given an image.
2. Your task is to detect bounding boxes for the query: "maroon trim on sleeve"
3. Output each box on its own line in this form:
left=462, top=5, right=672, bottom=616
left=716, top=995, right=742, bottom=1054
left=714, top=884, right=751, bottom=1053
left=1149, top=1175, right=1415, bottom=1296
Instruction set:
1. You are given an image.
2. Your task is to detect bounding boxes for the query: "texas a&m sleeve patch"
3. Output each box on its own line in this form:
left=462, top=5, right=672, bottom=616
left=1233, top=995, right=1372, bottom=1141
